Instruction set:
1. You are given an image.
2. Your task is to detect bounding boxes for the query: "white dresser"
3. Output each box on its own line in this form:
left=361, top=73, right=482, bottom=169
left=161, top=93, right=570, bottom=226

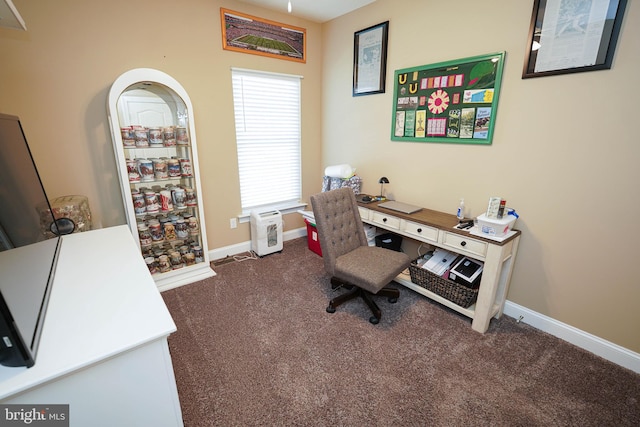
left=0, top=226, right=183, bottom=426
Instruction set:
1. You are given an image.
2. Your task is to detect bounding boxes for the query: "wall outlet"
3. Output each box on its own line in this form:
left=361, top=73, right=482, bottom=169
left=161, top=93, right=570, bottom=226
left=230, top=218, right=237, bottom=229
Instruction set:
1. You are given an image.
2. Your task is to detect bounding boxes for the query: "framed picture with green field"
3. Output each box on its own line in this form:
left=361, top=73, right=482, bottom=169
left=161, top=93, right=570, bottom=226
left=220, top=8, right=306, bottom=63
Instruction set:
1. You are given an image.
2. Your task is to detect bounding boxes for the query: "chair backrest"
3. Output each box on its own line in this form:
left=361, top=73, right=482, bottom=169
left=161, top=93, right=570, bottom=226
left=310, top=188, right=367, bottom=277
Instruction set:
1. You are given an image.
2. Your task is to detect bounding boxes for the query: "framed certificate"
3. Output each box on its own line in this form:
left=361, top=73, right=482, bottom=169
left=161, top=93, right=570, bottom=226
left=353, top=21, right=389, bottom=96
left=522, top=0, right=627, bottom=78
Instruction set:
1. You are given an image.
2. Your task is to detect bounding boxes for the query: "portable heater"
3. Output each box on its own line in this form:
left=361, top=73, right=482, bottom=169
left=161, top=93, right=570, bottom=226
left=250, top=210, right=283, bottom=256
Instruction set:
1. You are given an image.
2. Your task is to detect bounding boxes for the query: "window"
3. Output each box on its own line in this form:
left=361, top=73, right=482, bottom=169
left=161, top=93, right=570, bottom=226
left=231, top=68, right=302, bottom=214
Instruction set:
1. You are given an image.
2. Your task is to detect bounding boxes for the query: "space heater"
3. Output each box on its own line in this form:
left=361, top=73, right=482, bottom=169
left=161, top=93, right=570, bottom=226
left=250, top=210, right=283, bottom=256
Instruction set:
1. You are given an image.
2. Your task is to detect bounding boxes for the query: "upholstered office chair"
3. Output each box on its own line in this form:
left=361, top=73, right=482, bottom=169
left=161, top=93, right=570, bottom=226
left=310, top=188, right=411, bottom=324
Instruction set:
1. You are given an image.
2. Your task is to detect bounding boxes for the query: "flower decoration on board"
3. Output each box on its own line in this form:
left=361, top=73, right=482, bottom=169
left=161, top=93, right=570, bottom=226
left=427, top=89, right=450, bottom=115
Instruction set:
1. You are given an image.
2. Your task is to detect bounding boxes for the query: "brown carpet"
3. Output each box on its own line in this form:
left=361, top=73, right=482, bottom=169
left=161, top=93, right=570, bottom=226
left=162, top=238, right=640, bottom=426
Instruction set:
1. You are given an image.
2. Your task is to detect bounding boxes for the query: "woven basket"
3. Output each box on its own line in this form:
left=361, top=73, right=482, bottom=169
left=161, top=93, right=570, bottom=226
left=409, top=259, right=479, bottom=308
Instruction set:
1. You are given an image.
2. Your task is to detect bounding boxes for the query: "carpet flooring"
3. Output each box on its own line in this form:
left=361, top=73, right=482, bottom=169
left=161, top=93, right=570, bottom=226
left=162, top=238, right=640, bottom=426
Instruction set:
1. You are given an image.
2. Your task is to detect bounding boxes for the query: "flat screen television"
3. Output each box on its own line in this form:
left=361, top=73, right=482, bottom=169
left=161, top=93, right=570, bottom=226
left=0, top=113, right=61, bottom=368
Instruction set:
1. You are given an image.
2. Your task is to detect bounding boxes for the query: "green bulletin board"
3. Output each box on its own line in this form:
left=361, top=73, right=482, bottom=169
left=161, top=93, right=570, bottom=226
left=391, top=52, right=505, bottom=145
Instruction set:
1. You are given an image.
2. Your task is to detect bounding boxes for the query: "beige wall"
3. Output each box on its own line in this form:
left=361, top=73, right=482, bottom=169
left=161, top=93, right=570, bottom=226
left=322, top=0, right=640, bottom=352
left=1, top=0, right=638, bottom=354
left=0, top=0, right=321, bottom=248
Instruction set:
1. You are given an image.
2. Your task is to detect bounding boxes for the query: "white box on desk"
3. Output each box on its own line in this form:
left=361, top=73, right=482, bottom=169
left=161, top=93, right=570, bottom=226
left=476, top=213, right=516, bottom=237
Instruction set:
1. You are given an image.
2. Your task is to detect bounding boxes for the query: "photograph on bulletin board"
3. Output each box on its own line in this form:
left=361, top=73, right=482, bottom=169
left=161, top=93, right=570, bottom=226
left=391, top=52, right=505, bottom=145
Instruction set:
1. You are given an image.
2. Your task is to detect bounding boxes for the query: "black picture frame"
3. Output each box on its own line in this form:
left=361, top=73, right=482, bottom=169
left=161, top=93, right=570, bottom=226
left=353, top=21, right=389, bottom=96
left=522, top=0, right=627, bottom=79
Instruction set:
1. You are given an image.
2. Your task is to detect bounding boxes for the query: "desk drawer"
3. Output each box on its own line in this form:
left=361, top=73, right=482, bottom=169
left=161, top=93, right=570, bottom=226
left=371, top=211, right=400, bottom=230
left=402, top=220, right=438, bottom=243
left=441, top=231, right=487, bottom=259
left=358, top=207, right=370, bottom=221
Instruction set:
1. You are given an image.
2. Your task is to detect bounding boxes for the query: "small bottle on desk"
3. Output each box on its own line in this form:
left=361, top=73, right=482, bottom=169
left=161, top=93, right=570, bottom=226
left=456, top=198, right=465, bottom=220
left=497, top=200, right=506, bottom=219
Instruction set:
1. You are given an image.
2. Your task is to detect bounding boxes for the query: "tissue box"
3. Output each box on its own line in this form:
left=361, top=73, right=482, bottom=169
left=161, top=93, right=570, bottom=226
left=476, top=213, right=516, bottom=237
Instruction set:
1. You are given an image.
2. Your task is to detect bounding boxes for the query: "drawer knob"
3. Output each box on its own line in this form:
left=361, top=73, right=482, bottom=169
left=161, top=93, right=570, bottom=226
left=417, top=228, right=422, bottom=233
left=383, top=218, right=387, bottom=222
left=460, top=241, right=467, bottom=247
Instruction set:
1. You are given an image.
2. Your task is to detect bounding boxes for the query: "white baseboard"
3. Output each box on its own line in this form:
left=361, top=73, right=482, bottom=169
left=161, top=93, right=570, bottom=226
left=208, top=228, right=640, bottom=375
left=503, top=301, right=640, bottom=374
left=208, top=227, right=306, bottom=262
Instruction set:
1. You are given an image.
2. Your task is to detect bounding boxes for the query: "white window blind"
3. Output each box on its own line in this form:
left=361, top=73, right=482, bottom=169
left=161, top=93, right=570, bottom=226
left=231, top=68, right=302, bottom=212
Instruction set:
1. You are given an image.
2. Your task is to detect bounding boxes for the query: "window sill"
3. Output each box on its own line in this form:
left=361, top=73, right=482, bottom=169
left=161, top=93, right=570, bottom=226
left=238, top=202, right=308, bottom=223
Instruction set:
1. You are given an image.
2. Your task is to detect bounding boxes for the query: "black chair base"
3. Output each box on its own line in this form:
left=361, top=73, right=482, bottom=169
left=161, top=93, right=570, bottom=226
left=326, top=277, right=399, bottom=324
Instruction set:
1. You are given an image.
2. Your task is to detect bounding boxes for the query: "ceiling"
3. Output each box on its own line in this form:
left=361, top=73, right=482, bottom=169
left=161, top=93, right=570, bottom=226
left=0, top=0, right=26, bottom=30
left=0, top=0, right=376, bottom=30
left=237, top=0, right=376, bottom=23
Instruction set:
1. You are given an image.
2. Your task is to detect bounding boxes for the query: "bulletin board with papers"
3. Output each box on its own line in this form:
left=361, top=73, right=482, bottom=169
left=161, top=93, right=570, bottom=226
left=391, top=52, right=505, bottom=145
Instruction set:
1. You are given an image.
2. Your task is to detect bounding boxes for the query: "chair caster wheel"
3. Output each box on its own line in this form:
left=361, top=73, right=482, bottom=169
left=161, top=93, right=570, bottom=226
left=388, top=297, right=398, bottom=304
left=326, top=306, right=336, bottom=313
left=369, top=316, right=380, bottom=324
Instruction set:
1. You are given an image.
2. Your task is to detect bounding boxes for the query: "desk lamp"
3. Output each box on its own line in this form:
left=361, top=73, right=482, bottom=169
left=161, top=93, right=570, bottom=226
left=378, top=176, right=389, bottom=200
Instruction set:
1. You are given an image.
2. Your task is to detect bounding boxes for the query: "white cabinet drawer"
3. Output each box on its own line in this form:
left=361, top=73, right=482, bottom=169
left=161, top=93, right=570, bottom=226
left=402, top=220, right=438, bottom=243
left=358, top=207, right=370, bottom=221
left=441, top=231, right=487, bottom=259
left=371, top=211, right=400, bottom=230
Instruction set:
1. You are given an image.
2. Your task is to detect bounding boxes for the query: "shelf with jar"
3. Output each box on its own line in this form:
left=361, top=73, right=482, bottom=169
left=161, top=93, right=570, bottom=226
left=107, top=68, right=215, bottom=291
left=137, top=212, right=205, bottom=275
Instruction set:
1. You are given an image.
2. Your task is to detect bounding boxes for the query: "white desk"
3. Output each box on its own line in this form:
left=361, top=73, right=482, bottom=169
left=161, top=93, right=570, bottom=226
left=0, top=226, right=183, bottom=426
left=358, top=201, right=521, bottom=333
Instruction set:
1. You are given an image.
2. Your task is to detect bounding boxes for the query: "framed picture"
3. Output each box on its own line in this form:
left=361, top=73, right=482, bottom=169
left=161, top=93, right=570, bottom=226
left=220, top=8, right=306, bottom=63
left=391, top=52, right=505, bottom=145
left=353, top=21, right=389, bottom=96
left=522, top=0, right=627, bottom=78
